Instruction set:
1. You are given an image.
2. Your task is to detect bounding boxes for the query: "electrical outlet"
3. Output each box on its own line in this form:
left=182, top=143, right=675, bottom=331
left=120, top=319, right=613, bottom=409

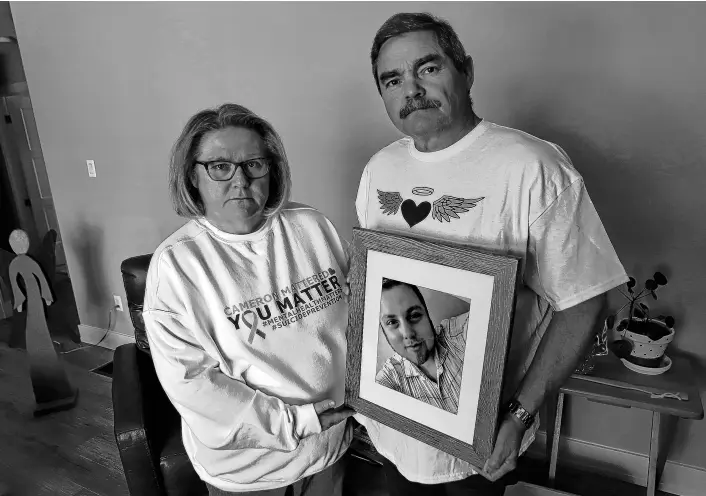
left=87, top=159, right=96, bottom=178
left=113, top=294, right=123, bottom=312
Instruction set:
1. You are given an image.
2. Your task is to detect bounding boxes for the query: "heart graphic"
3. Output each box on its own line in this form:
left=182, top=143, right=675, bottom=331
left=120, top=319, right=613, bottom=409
left=401, top=199, right=431, bottom=227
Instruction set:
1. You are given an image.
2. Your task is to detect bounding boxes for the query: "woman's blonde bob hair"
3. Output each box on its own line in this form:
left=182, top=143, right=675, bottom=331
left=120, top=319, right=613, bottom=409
left=169, top=103, right=291, bottom=219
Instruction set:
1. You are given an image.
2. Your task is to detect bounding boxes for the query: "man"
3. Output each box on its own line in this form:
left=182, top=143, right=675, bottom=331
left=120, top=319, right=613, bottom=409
left=355, top=12, right=628, bottom=496
left=376, top=278, right=468, bottom=415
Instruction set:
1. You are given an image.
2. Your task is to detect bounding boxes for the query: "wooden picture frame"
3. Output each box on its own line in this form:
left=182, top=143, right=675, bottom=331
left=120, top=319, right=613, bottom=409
left=345, top=228, right=519, bottom=468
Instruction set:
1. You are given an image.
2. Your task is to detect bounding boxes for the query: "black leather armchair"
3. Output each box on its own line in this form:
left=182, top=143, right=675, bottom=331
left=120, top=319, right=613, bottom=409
left=111, top=255, right=382, bottom=496
left=112, top=254, right=208, bottom=496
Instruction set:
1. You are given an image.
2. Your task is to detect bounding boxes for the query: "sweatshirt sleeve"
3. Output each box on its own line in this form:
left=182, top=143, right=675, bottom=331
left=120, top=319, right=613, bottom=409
left=143, top=257, right=321, bottom=452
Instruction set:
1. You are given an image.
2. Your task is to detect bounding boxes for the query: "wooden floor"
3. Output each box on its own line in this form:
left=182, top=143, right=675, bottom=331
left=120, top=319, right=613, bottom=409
left=346, top=451, right=678, bottom=496
left=0, top=341, right=677, bottom=496
left=0, top=344, right=126, bottom=496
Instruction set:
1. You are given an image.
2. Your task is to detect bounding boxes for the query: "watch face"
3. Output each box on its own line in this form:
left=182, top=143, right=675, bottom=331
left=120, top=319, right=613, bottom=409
left=508, top=400, right=534, bottom=427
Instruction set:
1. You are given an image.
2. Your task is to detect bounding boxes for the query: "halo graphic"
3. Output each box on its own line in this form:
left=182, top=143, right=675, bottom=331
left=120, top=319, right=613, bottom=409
left=412, top=186, right=434, bottom=196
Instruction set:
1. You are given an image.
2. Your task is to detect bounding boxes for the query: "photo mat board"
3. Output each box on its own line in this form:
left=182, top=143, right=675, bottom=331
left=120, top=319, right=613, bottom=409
left=345, top=228, right=519, bottom=467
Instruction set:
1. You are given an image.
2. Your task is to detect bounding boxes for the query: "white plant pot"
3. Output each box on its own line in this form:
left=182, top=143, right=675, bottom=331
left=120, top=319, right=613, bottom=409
left=619, top=318, right=674, bottom=361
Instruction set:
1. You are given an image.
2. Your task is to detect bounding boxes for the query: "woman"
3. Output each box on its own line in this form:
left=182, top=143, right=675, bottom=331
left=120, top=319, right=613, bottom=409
left=143, top=103, right=354, bottom=495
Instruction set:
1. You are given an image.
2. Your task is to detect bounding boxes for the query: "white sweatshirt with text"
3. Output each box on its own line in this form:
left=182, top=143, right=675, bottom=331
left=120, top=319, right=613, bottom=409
left=142, top=203, right=351, bottom=492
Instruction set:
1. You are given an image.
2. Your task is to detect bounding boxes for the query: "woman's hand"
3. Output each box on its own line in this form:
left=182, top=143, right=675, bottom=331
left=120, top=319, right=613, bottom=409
left=342, top=273, right=351, bottom=302
left=313, top=400, right=355, bottom=432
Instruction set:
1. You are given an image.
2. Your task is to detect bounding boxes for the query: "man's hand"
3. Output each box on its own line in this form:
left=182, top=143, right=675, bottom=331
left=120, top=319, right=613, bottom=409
left=482, top=416, right=525, bottom=481
left=313, top=400, right=355, bottom=432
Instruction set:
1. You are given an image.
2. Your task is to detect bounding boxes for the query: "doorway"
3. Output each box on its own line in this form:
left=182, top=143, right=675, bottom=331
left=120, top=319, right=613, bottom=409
left=1, top=94, right=67, bottom=268
left=0, top=91, right=79, bottom=346
left=0, top=7, right=79, bottom=346
left=0, top=142, right=15, bottom=252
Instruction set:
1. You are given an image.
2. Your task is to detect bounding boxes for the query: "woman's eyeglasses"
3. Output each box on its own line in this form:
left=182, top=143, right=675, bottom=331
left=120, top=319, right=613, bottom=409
left=196, top=158, right=271, bottom=181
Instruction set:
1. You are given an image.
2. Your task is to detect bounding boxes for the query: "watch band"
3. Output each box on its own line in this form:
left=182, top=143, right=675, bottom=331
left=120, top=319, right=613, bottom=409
left=506, top=399, right=535, bottom=429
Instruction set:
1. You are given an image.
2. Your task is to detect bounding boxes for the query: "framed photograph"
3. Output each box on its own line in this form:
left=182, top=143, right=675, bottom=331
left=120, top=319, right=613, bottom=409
left=345, top=228, right=519, bottom=467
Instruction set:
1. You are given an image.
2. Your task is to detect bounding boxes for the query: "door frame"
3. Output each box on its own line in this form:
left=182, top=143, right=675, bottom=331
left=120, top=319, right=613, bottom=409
left=0, top=91, right=39, bottom=318
left=0, top=93, right=38, bottom=246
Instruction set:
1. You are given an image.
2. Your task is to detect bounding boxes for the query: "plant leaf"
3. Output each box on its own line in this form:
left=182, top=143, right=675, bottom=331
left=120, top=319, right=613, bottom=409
left=651, top=291, right=657, bottom=300
left=645, top=279, right=658, bottom=290
left=654, top=272, right=668, bottom=285
left=665, top=316, right=675, bottom=328
left=634, top=307, right=645, bottom=319
left=627, top=277, right=636, bottom=288
left=606, top=315, right=616, bottom=329
left=639, top=303, right=649, bottom=312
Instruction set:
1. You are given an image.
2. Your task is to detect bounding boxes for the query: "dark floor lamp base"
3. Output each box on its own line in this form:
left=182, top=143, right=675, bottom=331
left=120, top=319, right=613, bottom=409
left=34, top=388, right=79, bottom=417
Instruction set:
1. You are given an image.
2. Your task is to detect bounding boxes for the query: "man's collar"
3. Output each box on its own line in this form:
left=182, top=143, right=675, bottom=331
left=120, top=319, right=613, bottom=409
left=393, top=352, right=421, bottom=378
left=436, top=340, right=448, bottom=375
left=435, top=321, right=453, bottom=371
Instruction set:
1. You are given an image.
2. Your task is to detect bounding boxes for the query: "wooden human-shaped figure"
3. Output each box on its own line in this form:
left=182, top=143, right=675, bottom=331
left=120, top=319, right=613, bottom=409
left=8, top=229, right=78, bottom=415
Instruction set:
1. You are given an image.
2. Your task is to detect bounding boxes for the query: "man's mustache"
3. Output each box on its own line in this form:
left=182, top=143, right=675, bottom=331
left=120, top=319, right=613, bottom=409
left=399, top=98, right=442, bottom=119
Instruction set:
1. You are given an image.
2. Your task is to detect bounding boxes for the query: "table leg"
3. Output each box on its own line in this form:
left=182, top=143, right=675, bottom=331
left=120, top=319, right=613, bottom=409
left=647, top=412, right=661, bottom=496
left=546, top=392, right=565, bottom=487
left=647, top=413, right=679, bottom=496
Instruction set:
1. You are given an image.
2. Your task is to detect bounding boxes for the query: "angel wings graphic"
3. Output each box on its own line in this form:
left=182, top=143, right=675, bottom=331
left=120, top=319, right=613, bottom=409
left=378, top=191, right=405, bottom=216
left=377, top=189, right=484, bottom=227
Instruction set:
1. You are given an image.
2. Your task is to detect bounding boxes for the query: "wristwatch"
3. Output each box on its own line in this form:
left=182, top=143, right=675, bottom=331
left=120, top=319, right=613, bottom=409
left=505, top=399, right=535, bottom=429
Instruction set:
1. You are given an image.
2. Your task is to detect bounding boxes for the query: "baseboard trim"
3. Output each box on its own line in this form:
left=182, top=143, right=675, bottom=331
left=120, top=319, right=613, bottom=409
left=529, top=430, right=706, bottom=496
left=78, top=325, right=135, bottom=350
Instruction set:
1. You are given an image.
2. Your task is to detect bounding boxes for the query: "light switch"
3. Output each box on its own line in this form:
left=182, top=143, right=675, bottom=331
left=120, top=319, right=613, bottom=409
left=86, top=160, right=96, bottom=177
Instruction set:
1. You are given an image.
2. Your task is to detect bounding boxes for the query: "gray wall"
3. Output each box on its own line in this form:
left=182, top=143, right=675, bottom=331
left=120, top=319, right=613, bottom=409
left=11, top=1, right=706, bottom=471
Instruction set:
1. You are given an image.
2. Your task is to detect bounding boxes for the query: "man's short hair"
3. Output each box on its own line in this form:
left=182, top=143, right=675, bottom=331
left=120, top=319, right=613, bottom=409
left=169, top=103, right=291, bottom=219
left=370, top=12, right=468, bottom=92
left=381, top=278, right=431, bottom=322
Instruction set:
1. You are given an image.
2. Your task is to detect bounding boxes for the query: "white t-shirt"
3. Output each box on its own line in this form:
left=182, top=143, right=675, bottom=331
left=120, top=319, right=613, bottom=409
left=143, top=203, right=352, bottom=492
left=355, top=120, right=628, bottom=483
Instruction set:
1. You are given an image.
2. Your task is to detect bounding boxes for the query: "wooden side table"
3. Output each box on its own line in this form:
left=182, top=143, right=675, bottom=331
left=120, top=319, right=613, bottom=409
left=545, top=352, right=703, bottom=496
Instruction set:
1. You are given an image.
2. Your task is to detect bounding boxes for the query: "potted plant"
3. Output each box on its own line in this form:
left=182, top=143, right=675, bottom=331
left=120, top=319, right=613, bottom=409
left=606, top=271, right=676, bottom=374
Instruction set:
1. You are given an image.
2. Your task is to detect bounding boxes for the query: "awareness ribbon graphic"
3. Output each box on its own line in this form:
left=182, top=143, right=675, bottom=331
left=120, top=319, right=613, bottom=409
left=243, top=310, right=266, bottom=344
